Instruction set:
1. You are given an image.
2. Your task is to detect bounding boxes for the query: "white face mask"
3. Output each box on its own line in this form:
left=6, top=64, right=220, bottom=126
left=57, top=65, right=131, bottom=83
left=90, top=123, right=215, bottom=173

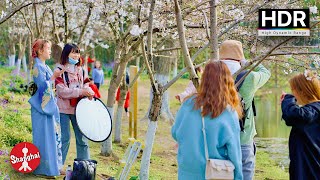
left=221, top=60, right=241, bottom=75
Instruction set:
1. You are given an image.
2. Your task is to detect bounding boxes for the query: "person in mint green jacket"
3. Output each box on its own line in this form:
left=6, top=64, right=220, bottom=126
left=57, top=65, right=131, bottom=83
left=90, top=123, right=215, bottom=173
left=172, top=61, right=243, bottom=180
left=220, top=40, right=271, bottom=180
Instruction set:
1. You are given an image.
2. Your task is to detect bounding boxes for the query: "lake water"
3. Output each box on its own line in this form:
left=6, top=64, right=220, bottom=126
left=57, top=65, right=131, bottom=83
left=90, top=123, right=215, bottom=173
left=254, top=91, right=290, bottom=170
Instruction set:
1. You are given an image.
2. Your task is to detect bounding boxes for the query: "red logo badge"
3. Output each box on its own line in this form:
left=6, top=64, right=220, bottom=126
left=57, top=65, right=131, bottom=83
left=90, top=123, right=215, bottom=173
left=10, top=142, right=41, bottom=173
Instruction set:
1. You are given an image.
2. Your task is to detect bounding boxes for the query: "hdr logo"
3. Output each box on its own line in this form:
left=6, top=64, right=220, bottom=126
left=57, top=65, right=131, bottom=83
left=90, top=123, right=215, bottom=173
left=258, top=9, right=310, bottom=36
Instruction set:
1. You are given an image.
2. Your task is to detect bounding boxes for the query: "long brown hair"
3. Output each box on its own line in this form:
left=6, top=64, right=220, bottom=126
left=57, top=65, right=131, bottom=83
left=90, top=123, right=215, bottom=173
left=289, top=72, right=320, bottom=105
left=194, top=61, right=242, bottom=118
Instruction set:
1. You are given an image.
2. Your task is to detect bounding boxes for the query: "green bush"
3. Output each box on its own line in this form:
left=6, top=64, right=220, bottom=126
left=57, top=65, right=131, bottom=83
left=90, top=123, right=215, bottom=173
left=107, top=69, right=113, bottom=77
left=2, top=75, right=28, bottom=94
left=0, top=55, right=7, bottom=66
left=0, top=122, right=32, bottom=147
left=0, top=95, right=32, bottom=147
left=0, top=86, right=8, bottom=96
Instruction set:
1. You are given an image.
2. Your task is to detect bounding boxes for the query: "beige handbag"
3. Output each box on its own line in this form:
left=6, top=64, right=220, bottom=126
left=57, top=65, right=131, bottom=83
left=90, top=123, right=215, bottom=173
left=201, top=109, right=235, bottom=180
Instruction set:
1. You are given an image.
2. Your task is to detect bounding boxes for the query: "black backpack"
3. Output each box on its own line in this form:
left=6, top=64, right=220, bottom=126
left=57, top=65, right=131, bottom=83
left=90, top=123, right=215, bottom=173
left=70, top=159, right=97, bottom=180
left=235, top=71, right=256, bottom=132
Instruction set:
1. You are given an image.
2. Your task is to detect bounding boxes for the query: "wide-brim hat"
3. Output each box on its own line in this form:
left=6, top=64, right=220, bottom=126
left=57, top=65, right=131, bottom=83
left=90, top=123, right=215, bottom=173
left=219, top=40, right=245, bottom=61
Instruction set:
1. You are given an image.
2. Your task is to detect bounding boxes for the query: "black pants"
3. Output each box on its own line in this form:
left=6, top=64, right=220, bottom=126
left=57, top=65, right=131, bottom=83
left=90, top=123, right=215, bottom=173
left=94, top=83, right=100, bottom=89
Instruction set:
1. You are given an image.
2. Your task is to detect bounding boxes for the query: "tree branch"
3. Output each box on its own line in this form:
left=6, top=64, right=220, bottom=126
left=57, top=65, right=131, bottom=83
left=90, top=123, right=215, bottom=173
left=153, top=45, right=200, bottom=53
left=182, top=0, right=210, bottom=17
left=39, top=7, right=49, bottom=37
left=234, top=21, right=320, bottom=86
left=279, top=45, right=320, bottom=49
left=9, top=0, right=33, bottom=38
left=33, top=0, right=40, bottom=37
left=0, top=0, right=53, bottom=25
left=174, top=0, right=199, bottom=88
left=190, top=0, right=274, bottom=61
left=62, top=0, right=68, bottom=44
left=267, top=58, right=309, bottom=69
left=142, top=39, right=158, bottom=93
left=234, top=37, right=294, bottom=87
left=78, top=3, right=93, bottom=45
left=269, top=52, right=320, bottom=56
left=209, top=0, right=218, bottom=60
left=163, top=61, right=207, bottom=92
left=51, top=9, right=60, bottom=43
left=128, top=64, right=145, bottom=88
left=146, top=0, right=156, bottom=74
left=201, top=10, right=210, bottom=41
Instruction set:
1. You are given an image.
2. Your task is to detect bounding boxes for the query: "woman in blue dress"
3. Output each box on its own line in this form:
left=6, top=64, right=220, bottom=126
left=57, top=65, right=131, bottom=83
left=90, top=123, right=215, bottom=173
left=28, top=39, right=64, bottom=178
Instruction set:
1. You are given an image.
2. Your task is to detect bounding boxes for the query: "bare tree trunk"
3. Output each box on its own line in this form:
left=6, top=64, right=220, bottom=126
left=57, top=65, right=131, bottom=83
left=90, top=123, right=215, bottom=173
left=114, top=104, right=124, bottom=143
left=16, top=59, right=22, bottom=75
left=16, top=36, right=27, bottom=76
left=83, top=53, right=89, bottom=77
left=33, top=0, right=40, bottom=38
left=101, top=45, right=127, bottom=156
left=22, top=55, right=27, bottom=73
left=139, top=91, right=162, bottom=180
left=145, top=40, right=175, bottom=123
left=114, top=77, right=127, bottom=143
left=52, top=44, right=63, bottom=64
left=155, top=74, right=174, bottom=122
left=136, top=57, right=140, bottom=68
left=101, top=62, right=128, bottom=155
left=209, top=0, right=218, bottom=60
left=139, top=120, right=158, bottom=180
left=62, top=0, right=68, bottom=44
left=172, top=54, right=178, bottom=77
left=28, top=35, right=33, bottom=83
left=8, top=44, right=15, bottom=67
left=275, top=63, right=278, bottom=88
left=101, top=106, right=114, bottom=153
left=139, top=0, right=161, bottom=178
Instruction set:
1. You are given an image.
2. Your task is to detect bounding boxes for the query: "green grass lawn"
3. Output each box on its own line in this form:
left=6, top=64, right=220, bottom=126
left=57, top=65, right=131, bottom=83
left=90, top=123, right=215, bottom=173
left=0, top=68, right=288, bottom=179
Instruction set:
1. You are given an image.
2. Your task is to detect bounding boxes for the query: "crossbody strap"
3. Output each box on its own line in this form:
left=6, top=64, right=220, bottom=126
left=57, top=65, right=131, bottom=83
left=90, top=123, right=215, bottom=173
left=57, top=67, right=70, bottom=87
left=201, top=107, right=209, bottom=161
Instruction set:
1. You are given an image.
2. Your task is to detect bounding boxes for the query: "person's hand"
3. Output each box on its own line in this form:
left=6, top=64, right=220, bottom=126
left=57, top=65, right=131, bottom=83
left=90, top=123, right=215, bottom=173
left=83, top=89, right=94, bottom=97
left=175, top=95, right=181, bottom=102
left=174, top=143, right=178, bottom=150
left=240, top=59, right=248, bottom=67
left=52, top=66, right=67, bottom=80
left=88, top=95, right=94, bottom=100
left=280, top=91, right=286, bottom=103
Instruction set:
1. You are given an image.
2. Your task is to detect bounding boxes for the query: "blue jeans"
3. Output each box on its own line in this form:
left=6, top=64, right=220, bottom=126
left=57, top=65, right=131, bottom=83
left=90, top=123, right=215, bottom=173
left=241, top=142, right=256, bottom=180
left=60, top=113, right=90, bottom=164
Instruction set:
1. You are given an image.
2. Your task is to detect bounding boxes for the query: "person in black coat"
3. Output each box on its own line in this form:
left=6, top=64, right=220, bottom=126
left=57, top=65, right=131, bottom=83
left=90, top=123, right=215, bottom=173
left=281, top=71, right=320, bottom=180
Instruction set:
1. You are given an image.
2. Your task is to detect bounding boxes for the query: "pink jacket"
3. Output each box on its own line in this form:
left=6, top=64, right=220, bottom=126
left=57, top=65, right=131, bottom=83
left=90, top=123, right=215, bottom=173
left=177, top=81, right=197, bottom=102
left=55, top=63, right=94, bottom=114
